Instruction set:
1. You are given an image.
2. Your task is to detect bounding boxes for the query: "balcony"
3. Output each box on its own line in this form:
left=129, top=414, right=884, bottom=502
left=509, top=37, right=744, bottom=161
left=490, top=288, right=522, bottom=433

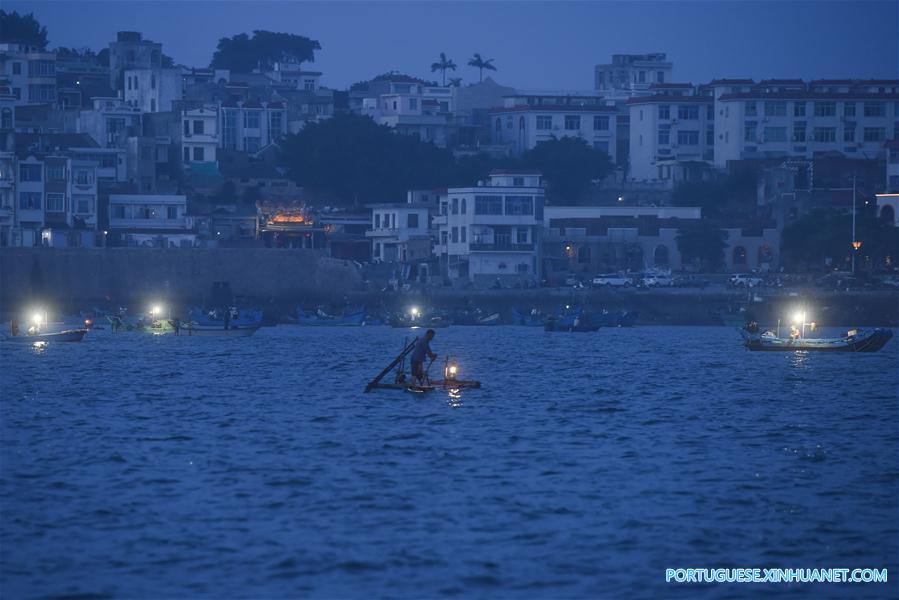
left=109, top=217, right=189, bottom=230
left=365, top=227, right=398, bottom=237
left=469, top=242, right=535, bottom=252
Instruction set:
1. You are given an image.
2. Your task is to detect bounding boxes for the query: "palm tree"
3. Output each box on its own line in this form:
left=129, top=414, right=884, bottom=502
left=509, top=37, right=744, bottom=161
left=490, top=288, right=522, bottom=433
left=448, top=77, right=463, bottom=88
left=430, top=52, right=457, bottom=86
left=468, top=53, right=497, bottom=82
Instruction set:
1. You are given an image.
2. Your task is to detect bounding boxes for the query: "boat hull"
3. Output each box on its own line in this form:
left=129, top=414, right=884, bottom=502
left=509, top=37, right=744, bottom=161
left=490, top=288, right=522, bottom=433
left=1, top=329, right=87, bottom=343
left=183, top=325, right=260, bottom=337
left=367, top=379, right=481, bottom=393
left=741, top=328, right=893, bottom=352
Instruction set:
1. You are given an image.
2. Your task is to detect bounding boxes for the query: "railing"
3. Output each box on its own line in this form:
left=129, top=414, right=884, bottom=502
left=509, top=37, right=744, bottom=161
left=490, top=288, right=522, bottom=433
left=469, top=242, right=535, bottom=252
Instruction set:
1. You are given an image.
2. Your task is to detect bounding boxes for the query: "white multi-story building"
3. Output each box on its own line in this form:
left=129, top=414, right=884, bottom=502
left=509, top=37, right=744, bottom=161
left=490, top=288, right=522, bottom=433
left=885, top=140, right=899, bottom=193
left=78, top=97, right=142, bottom=148
left=490, top=93, right=619, bottom=160
left=595, top=53, right=673, bottom=98
left=627, top=88, right=715, bottom=181
left=366, top=201, right=433, bottom=263
left=436, top=170, right=544, bottom=285
left=266, top=63, right=322, bottom=92
left=108, top=193, right=196, bottom=247
left=0, top=43, right=57, bottom=106
left=362, top=83, right=455, bottom=147
left=181, top=105, right=219, bottom=166
left=220, top=99, right=287, bottom=153
left=123, top=68, right=182, bottom=113
left=714, top=79, right=899, bottom=168
left=108, top=31, right=163, bottom=91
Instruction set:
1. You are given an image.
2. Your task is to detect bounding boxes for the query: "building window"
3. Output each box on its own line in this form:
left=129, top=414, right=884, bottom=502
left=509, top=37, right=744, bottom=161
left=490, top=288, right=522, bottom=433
left=677, top=130, right=699, bottom=145
left=504, top=196, right=534, bottom=215
left=461, top=198, right=467, bottom=214
left=813, top=127, right=836, bottom=142
left=844, top=123, right=856, bottom=142
left=844, top=102, right=856, bottom=117
left=536, top=115, right=552, bottom=130
left=47, top=165, right=65, bottom=181
left=46, top=193, right=64, bottom=211
left=474, top=195, right=503, bottom=215
left=564, top=115, right=580, bottom=130
left=677, top=105, right=699, bottom=120
left=150, top=99, right=156, bottom=112
left=183, top=120, right=190, bottom=136
left=764, top=102, right=787, bottom=117
left=75, top=169, right=92, bottom=185
left=409, top=98, right=418, bottom=110
left=194, top=120, right=204, bottom=135
left=374, top=213, right=381, bottom=228
left=638, top=71, right=645, bottom=83
left=794, top=102, right=806, bottom=117
left=593, top=115, right=609, bottom=131
left=513, top=177, right=524, bottom=186
left=460, top=226, right=466, bottom=243
left=657, top=125, right=670, bottom=145
left=863, top=127, right=885, bottom=142
left=656, top=71, right=664, bottom=84
left=183, top=147, right=190, bottom=162
left=451, top=198, right=458, bottom=215
left=112, top=205, right=125, bottom=219
left=495, top=118, right=501, bottom=132
left=658, top=105, right=670, bottom=120
left=745, top=102, right=757, bottom=117
left=244, top=110, right=261, bottom=129
left=516, top=227, right=528, bottom=244
left=863, top=102, right=886, bottom=117
left=764, top=127, right=787, bottom=142
left=194, top=147, right=205, bottom=161
left=19, top=164, right=41, bottom=182
left=814, top=102, right=836, bottom=117
left=0, top=108, right=11, bottom=129
left=19, top=192, right=41, bottom=209
left=167, top=205, right=178, bottom=219
left=743, top=121, right=757, bottom=143
left=793, top=122, right=806, bottom=142
left=74, top=195, right=92, bottom=214
left=407, top=213, right=419, bottom=228
left=706, top=128, right=714, bottom=146
left=12, top=62, right=21, bottom=75
left=451, top=226, right=458, bottom=243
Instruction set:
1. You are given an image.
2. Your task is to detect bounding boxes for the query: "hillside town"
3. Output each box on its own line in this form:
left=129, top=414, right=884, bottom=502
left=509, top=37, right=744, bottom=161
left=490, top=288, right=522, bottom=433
left=1, top=12, right=898, bottom=289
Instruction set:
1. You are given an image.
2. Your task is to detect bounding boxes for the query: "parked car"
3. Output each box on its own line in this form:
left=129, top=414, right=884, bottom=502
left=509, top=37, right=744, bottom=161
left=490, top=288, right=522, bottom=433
left=642, top=273, right=674, bottom=288
left=728, top=274, right=764, bottom=288
left=592, top=273, right=632, bottom=287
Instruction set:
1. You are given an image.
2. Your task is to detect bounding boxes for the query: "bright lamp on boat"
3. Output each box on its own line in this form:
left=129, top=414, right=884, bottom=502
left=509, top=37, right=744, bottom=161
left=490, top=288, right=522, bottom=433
left=410, top=307, right=420, bottom=318
left=446, top=364, right=458, bottom=380
left=150, top=304, right=162, bottom=317
left=792, top=311, right=806, bottom=325
left=31, top=312, right=42, bottom=325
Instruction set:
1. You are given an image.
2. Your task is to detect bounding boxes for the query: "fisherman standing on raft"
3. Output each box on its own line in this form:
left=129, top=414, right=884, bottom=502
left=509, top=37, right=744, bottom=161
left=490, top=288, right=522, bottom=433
left=410, top=329, right=437, bottom=385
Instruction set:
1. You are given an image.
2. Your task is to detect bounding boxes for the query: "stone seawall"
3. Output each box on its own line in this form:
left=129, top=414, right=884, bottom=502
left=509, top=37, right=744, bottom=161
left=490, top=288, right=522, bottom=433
left=0, top=248, right=362, bottom=311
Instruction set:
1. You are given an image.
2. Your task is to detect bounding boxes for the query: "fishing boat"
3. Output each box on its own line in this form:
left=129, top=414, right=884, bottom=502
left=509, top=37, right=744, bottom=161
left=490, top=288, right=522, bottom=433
left=296, top=308, right=365, bottom=326
left=364, top=339, right=481, bottom=393
left=182, top=323, right=260, bottom=337
left=190, top=307, right=262, bottom=328
left=596, top=309, right=638, bottom=328
left=740, top=328, right=893, bottom=352
left=511, top=307, right=546, bottom=327
left=1, top=328, right=87, bottom=343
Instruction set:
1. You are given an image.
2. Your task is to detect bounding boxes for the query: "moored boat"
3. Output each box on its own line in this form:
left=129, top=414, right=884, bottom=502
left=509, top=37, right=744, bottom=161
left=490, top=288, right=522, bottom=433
left=182, top=323, right=260, bottom=337
left=740, top=328, right=893, bottom=352
left=297, top=308, right=365, bottom=326
left=1, top=328, right=87, bottom=343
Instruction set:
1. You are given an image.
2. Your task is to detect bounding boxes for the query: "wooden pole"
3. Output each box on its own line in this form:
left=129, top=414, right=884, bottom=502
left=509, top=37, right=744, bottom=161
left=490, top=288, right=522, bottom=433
left=364, top=338, right=417, bottom=392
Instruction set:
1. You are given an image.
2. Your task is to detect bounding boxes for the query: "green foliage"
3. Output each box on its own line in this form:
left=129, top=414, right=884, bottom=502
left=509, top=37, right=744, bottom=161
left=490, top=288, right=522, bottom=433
left=281, top=113, right=455, bottom=205
left=468, top=53, right=497, bottom=82
left=0, top=10, right=48, bottom=48
left=448, top=77, right=463, bottom=88
left=671, top=171, right=756, bottom=219
left=210, top=30, right=321, bottom=72
left=676, top=221, right=729, bottom=271
left=217, top=180, right=237, bottom=203
left=522, top=137, right=613, bottom=204
left=781, top=208, right=899, bottom=270
left=430, top=53, right=457, bottom=86
left=350, top=72, right=437, bottom=92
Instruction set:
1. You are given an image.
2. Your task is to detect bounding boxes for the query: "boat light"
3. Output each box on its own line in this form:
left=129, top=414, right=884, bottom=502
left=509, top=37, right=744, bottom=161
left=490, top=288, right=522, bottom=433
left=32, top=312, right=42, bottom=325
left=852, top=241, right=862, bottom=251
left=792, top=311, right=806, bottom=325
left=410, top=307, right=420, bottom=318
left=150, top=304, right=162, bottom=317
left=446, top=364, right=458, bottom=380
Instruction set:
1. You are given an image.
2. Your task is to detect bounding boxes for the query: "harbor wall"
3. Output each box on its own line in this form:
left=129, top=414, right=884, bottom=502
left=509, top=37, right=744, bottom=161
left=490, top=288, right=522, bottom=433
left=0, top=248, right=363, bottom=311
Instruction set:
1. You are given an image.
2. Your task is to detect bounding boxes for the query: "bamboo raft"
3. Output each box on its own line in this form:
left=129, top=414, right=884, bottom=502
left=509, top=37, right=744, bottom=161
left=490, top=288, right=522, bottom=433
left=364, top=338, right=481, bottom=393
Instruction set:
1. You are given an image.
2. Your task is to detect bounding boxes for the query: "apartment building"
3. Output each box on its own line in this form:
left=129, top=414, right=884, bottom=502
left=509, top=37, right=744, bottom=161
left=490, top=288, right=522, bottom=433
left=220, top=99, right=287, bottom=153
left=366, top=201, right=433, bottom=264
left=595, top=53, right=674, bottom=98
left=0, top=43, right=57, bottom=106
left=181, top=105, right=219, bottom=166
left=361, top=83, right=455, bottom=147
left=108, top=193, right=195, bottom=247
left=123, top=68, right=183, bottom=113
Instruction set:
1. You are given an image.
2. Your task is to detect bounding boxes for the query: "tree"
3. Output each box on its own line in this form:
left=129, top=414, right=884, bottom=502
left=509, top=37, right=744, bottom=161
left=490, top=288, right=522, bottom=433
left=210, top=30, right=321, bottom=72
left=781, top=208, right=899, bottom=271
left=671, top=171, right=756, bottom=220
left=676, top=221, right=729, bottom=271
left=430, top=52, right=457, bottom=86
left=0, top=10, right=48, bottom=48
left=467, top=53, right=497, bottom=82
left=448, top=77, right=463, bottom=88
left=521, top=137, right=613, bottom=203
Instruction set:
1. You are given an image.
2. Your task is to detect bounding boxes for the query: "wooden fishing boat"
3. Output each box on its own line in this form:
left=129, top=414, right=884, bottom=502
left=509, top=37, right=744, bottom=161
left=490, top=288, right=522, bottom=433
left=364, top=338, right=481, bottom=393
left=1, top=328, right=87, bottom=343
left=366, top=380, right=482, bottom=393
left=297, top=308, right=365, bottom=326
left=740, top=328, right=893, bottom=352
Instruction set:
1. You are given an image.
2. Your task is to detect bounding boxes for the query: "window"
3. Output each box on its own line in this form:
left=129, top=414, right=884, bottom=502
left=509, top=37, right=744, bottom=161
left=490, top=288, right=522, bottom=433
left=706, top=128, right=714, bottom=146
left=516, top=227, right=528, bottom=244
left=656, top=71, right=664, bottom=84
left=47, top=165, right=65, bottom=181
left=638, top=71, right=645, bottom=83
left=657, top=125, right=670, bottom=145
left=12, top=62, right=21, bottom=75
left=244, top=110, right=261, bottom=128
left=844, top=102, right=856, bottom=117
left=184, top=120, right=190, bottom=136
left=764, top=102, right=787, bottom=117
left=28, top=60, right=55, bottom=77
left=269, top=111, right=284, bottom=139
left=863, top=102, right=885, bottom=117
left=744, top=121, right=757, bottom=142
left=844, top=123, right=856, bottom=142
left=0, top=108, right=10, bottom=129
left=794, top=102, right=806, bottom=117
left=504, top=196, right=534, bottom=215
left=150, top=99, right=156, bottom=112
left=813, top=127, right=836, bottom=142
left=863, top=128, right=885, bottom=142
left=167, top=206, right=178, bottom=219
left=513, top=177, right=524, bottom=186
left=451, top=198, right=458, bottom=215
left=440, top=231, right=448, bottom=245
left=151, top=74, right=156, bottom=89
left=677, top=105, right=699, bottom=120
left=19, top=164, right=41, bottom=182
left=18, top=192, right=41, bottom=209
left=677, top=130, right=699, bottom=145
left=112, top=205, right=125, bottom=219
left=516, top=263, right=528, bottom=273
left=495, top=118, right=501, bottom=132
left=745, top=102, right=757, bottom=116
left=460, top=226, right=466, bottom=243
left=814, top=102, right=836, bottom=117
left=461, top=198, right=467, bottom=214
left=793, top=122, right=806, bottom=142
left=506, top=116, right=512, bottom=129
left=193, top=147, right=204, bottom=161
left=451, top=226, right=458, bottom=243
left=658, top=105, right=670, bottom=120
left=46, top=193, right=64, bottom=211
left=193, top=120, right=204, bottom=135
left=374, top=213, right=381, bottom=228
left=536, top=115, right=552, bottom=130
left=409, top=98, right=418, bottom=110
left=593, top=115, right=609, bottom=131
left=706, top=105, right=714, bottom=120
left=183, top=147, right=190, bottom=162
left=407, top=213, right=419, bottom=228
left=304, top=80, right=315, bottom=91
left=75, top=169, right=92, bottom=185
left=474, top=195, right=503, bottom=215
left=141, top=145, right=153, bottom=161
left=74, top=195, right=92, bottom=214
left=894, top=121, right=899, bottom=139
left=764, top=127, right=787, bottom=142
left=564, top=115, right=581, bottom=130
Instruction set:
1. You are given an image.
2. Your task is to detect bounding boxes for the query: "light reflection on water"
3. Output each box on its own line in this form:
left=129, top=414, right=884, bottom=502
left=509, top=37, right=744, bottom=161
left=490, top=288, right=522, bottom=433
left=0, top=325, right=896, bottom=599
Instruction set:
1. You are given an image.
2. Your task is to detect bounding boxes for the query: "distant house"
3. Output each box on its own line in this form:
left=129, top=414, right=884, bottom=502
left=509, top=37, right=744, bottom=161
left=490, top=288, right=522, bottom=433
left=108, top=193, right=196, bottom=247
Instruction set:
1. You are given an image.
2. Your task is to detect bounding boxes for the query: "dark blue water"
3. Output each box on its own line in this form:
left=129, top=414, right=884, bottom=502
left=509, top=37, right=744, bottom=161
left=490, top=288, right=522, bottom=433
left=2, top=326, right=897, bottom=599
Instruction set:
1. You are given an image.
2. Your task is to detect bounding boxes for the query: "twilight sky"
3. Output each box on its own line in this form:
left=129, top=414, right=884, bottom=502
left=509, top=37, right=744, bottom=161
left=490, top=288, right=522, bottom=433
left=6, top=1, right=899, bottom=90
